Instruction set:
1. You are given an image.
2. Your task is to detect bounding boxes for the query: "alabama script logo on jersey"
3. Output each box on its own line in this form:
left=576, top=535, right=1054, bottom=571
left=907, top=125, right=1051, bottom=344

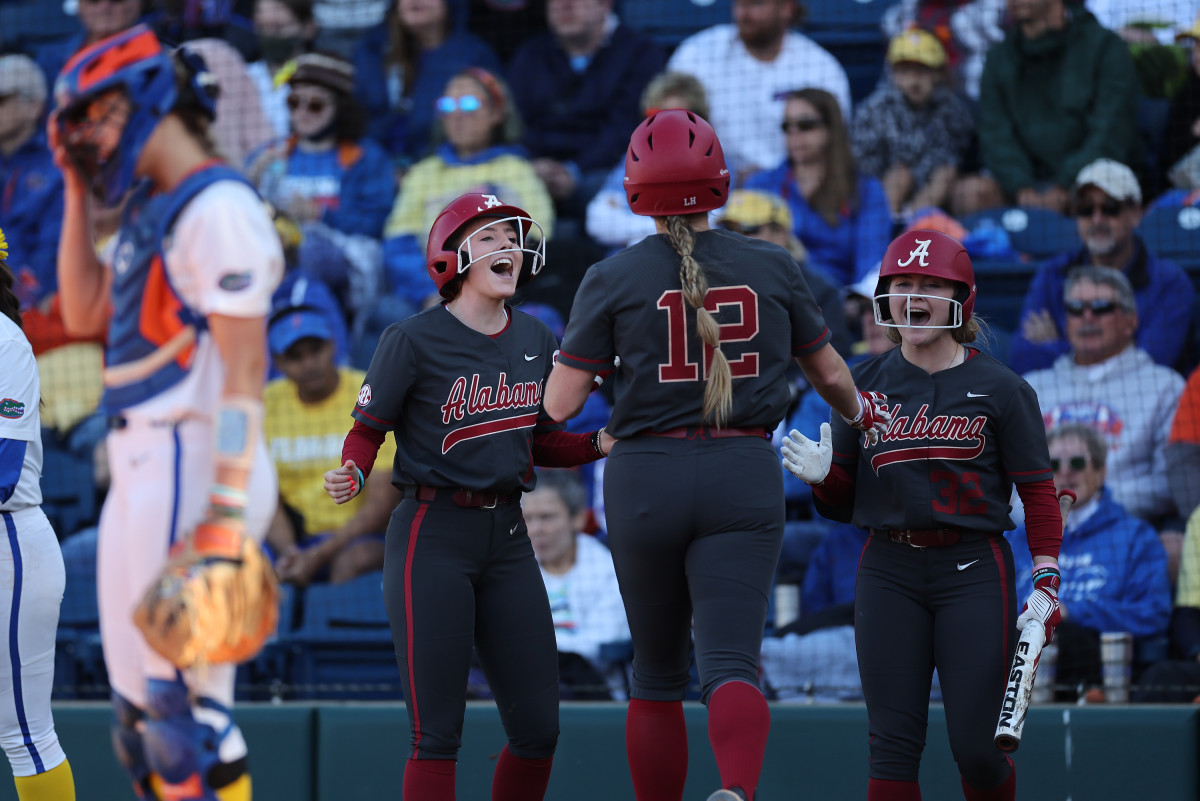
left=867, top=401, right=988, bottom=474
left=437, top=372, right=542, bottom=454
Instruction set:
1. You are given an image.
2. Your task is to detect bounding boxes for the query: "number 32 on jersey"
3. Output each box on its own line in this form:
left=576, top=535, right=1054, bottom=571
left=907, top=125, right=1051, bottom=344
left=657, top=286, right=760, bottom=382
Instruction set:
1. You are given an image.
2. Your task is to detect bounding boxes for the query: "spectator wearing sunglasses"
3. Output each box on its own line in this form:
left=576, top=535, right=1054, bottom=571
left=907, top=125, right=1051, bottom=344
left=380, top=67, right=553, bottom=312
left=245, top=53, right=396, bottom=319
left=1010, top=159, right=1195, bottom=376
left=352, top=0, right=500, bottom=165
left=744, top=88, right=892, bottom=288
left=851, top=29, right=974, bottom=219
left=1006, top=423, right=1171, bottom=702
left=1022, top=266, right=1185, bottom=529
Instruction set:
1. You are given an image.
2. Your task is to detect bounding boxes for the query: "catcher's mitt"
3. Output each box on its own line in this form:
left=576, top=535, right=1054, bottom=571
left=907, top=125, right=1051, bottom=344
left=134, top=520, right=280, bottom=669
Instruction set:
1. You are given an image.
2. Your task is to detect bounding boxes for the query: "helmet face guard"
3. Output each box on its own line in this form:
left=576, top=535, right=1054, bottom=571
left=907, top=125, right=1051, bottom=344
left=54, top=25, right=176, bottom=207
left=426, top=193, right=546, bottom=297
left=873, top=291, right=965, bottom=330
left=453, top=214, right=546, bottom=280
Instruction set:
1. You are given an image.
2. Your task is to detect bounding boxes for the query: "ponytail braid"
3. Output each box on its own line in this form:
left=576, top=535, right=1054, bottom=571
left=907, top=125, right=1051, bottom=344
left=665, top=215, right=731, bottom=427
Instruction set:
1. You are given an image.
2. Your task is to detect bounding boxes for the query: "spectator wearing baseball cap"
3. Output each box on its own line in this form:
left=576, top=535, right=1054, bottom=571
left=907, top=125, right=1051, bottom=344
left=263, top=300, right=400, bottom=585
left=717, top=189, right=851, bottom=360
left=850, top=28, right=974, bottom=220
left=245, top=51, right=396, bottom=328
left=1010, top=158, right=1195, bottom=375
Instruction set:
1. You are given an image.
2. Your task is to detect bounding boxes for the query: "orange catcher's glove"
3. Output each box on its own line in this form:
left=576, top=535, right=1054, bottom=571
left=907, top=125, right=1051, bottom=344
left=133, top=518, right=280, bottom=669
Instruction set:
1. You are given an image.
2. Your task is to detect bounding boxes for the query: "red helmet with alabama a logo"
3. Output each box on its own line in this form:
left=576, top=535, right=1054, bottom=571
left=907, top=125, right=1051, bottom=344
left=875, top=229, right=976, bottom=328
left=426, top=192, right=546, bottom=297
left=624, top=109, right=730, bottom=216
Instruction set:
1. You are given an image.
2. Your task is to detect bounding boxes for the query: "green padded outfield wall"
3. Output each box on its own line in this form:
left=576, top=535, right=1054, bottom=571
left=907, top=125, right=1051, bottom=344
left=8, top=703, right=1195, bottom=800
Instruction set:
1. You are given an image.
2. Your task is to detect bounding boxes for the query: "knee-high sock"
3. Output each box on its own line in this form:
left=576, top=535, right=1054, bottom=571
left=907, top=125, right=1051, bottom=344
left=707, top=680, right=769, bottom=799
left=14, top=760, right=75, bottom=801
left=961, top=758, right=1015, bottom=801
left=492, top=745, right=552, bottom=801
left=868, top=778, right=922, bottom=800
left=215, top=773, right=251, bottom=801
left=403, top=758, right=455, bottom=801
left=626, top=699, right=688, bottom=801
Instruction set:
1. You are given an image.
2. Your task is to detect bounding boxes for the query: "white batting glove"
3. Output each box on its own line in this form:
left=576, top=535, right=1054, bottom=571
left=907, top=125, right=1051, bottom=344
left=781, top=423, right=833, bottom=485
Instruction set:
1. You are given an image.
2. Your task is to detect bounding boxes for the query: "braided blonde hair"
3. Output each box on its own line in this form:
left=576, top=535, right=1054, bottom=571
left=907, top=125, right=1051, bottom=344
left=665, top=215, right=731, bottom=426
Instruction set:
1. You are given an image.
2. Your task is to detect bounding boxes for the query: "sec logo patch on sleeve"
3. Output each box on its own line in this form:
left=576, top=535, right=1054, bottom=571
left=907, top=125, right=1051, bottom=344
left=0, top=398, right=25, bottom=419
left=358, top=384, right=372, bottom=407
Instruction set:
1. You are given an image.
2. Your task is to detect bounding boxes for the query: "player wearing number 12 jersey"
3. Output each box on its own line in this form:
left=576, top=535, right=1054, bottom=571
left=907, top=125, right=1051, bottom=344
left=544, top=109, right=890, bottom=801
left=785, top=229, right=1064, bottom=801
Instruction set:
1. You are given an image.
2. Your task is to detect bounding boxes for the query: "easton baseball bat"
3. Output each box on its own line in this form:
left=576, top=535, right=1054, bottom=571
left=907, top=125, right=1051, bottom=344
left=994, top=488, right=1076, bottom=753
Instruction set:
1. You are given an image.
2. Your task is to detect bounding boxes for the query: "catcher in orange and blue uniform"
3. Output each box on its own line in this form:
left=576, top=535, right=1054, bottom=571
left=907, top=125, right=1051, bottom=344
left=782, top=230, right=1064, bottom=801
left=543, top=109, right=892, bottom=801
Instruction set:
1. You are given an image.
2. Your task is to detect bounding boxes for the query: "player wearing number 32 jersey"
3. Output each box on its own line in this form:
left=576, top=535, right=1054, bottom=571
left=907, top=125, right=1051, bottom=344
left=544, top=109, right=890, bottom=801
left=787, top=229, right=1064, bottom=801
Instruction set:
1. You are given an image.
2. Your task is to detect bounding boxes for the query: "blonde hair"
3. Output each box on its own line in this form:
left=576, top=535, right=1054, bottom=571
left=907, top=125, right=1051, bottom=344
left=665, top=215, right=732, bottom=426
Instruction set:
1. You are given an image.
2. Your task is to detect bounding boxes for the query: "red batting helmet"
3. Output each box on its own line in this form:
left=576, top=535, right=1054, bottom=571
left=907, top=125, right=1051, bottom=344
left=425, top=192, right=546, bottom=297
left=624, top=109, right=730, bottom=216
left=875, top=229, right=976, bottom=328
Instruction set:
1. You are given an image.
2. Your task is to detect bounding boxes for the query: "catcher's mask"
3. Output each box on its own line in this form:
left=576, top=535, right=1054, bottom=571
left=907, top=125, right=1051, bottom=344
left=874, top=229, right=976, bottom=330
left=425, top=192, right=546, bottom=298
left=54, top=25, right=217, bottom=208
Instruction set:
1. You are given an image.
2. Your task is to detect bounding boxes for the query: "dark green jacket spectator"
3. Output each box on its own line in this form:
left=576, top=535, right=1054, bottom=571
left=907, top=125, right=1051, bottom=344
left=978, top=7, right=1142, bottom=199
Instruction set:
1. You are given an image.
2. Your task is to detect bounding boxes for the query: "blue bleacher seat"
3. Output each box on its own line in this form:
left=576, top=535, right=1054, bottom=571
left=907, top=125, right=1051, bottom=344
left=0, top=0, right=77, bottom=52
left=236, top=582, right=298, bottom=701
left=54, top=528, right=107, bottom=700
left=618, top=0, right=730, bottom=47
left=960, top=207, right=1081, bottom=262
left=39, top=428, right=99, bottom=541
left=277, top=571, right=400, bottom=700
left=971, top=259, right=1037, bottom=334
left=1138, top=204, right=1200, bottom=273
left=804, top=0, right=893, bottom=102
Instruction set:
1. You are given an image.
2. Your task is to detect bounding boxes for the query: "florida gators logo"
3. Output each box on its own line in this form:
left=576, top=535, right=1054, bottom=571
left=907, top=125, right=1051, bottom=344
left=0, top=398, right=25, bottom=419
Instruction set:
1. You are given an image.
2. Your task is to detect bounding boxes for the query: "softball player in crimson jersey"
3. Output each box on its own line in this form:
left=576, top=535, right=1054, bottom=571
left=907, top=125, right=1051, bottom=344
left=542, top=109, right=890, bottom=801
left=0, top=232, right=76, bottom=801
left=51, top=27, right=283, bottom=801
left=324, top=192, right=611, bottom=801
left=783, top=230, right=1064, bottom=801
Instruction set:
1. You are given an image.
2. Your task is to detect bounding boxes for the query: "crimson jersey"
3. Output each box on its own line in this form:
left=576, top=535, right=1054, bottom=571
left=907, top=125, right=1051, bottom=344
left=352, top=304, right=564, bottom=493
left=557, top=230, right=831, bottom=437
left=821, top=347, right=1053, bottom=532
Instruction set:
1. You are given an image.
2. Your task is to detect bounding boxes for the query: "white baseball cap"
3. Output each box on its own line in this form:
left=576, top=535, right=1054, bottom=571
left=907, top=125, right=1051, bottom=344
left=0, top=55, right=46, bottom=107
left=1074, top=158, right=1142, bottom=205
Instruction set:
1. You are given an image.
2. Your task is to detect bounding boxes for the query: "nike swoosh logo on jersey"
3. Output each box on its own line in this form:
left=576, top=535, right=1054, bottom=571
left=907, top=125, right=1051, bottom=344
left=510, top=523, right=519, bottom=536
left=524, top=353, right=540, bottom=361
left=966, top=392, right=989, bottom=398
left=957, top=560, right=980, bottom=571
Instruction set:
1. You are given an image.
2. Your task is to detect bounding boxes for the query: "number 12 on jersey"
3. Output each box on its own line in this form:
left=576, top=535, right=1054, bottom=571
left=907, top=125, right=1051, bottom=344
left=657, top=286, right=761, bottom=382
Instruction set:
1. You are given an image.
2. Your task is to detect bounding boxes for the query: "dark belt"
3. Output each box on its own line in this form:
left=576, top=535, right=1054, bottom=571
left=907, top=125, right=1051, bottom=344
left=401, top=485, right=517, bottom=509
left=872, top=528, right=963, bottom=548
left=643, top=426, right=770, bottom=440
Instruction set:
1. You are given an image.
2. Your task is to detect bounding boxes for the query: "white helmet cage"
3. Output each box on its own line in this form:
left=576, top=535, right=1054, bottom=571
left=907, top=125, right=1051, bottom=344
left=454, top=214, right=546, bottom=279
left=873, top=292, right=964, bottom=330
